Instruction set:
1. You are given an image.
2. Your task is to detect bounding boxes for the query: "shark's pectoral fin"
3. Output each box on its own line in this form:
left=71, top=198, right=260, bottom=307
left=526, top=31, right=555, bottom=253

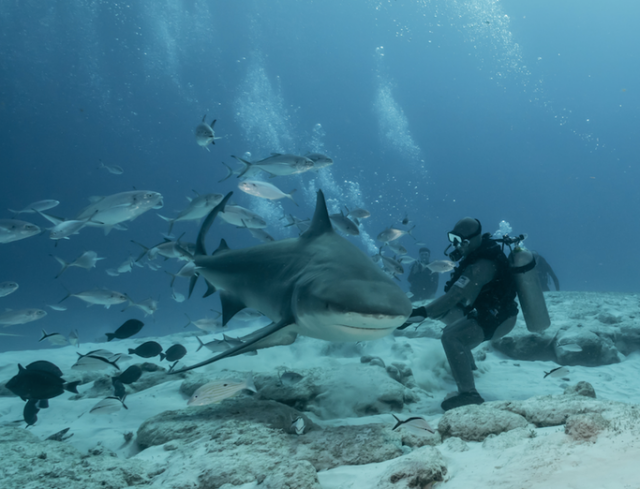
left=170, top=317, right=294, bottom=374
left=220, top=291, right=247, bottom=326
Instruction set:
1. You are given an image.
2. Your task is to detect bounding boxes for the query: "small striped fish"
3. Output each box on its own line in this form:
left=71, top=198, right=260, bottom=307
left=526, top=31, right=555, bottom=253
left=187, top=373, right=257, bottom=406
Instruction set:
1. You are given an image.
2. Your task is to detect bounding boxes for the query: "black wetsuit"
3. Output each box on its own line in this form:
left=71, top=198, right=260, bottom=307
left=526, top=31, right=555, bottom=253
left=444, top=234, right=518, bottom=340
left=408, top=262, right=439, bottom=301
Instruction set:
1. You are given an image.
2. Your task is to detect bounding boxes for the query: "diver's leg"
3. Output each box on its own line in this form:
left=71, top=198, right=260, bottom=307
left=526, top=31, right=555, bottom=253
left=440, top=317, right=486, bottom=410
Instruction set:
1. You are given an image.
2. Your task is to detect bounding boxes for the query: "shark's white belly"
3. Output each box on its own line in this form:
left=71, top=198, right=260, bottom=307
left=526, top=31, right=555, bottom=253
left=295, top=310, right=405, bottom=342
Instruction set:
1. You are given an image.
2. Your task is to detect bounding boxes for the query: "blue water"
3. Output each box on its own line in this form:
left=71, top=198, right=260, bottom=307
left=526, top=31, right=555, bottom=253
left=1, top=0, right=638, bottom=352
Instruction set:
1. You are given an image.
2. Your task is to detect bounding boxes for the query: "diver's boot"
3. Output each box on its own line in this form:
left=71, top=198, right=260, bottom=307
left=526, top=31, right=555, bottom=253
left=441, top=390, right=485, bottom=411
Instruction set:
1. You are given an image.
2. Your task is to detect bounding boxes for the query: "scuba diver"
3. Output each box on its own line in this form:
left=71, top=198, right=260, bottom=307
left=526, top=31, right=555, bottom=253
left=405, top=217, right=519, bottom=411
left=532, top=251, right=560, bottom=291
left=407, top=248, right=439, bottom=301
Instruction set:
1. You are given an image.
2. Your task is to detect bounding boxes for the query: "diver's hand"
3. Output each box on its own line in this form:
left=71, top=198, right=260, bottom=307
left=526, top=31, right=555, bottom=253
left=397, top=306, right=428, bottom=330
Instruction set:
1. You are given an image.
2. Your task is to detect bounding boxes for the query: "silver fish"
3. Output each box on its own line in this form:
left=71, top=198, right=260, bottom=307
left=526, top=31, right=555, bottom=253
left=166, top=262, right=197, bottom=287
left=306, top=153, right=334, bottom=171
left=0, top=219, right=41, bottom=244
left=39, top=329, right=69, bottom=346
left=47, top=304, right=67, bottom=311
left=98, top=160, right=124, bottom=175
left=377, top=226, right=414, bottom=243
left=76, top=191, right=163, bottom=234
left=187, top=373, right=257, bottom=406
left=346, top=206, right=370, bottom=220
left=398, top=256, right=416, bottom=265
left=391, top=414, right=435, bottom=435
left=72, top=353, right=120, bottom=371
left=195, top=115, right=218, bottom=151
left=68, top=329, right=80, bottom=347
left=158, top=192, right=224, bottom=234
left=558, top=343, right=582, bottom=353
left=0, top=281, right=19, bottom=297
left=184, top=312, right=223, bottom=332
left=544, top=366, right=570, bottom=379
left=196, top=336, right=230, bottom=353
left=124, top=298, right=158, bottom=317
left=247, top=228, right=274, bottom=243
left=232, top=154, right=314, bottom=178
left=60, top=289, right=129, bottom=309
left=0, top=308, right=47, bottom=326
left=52, top=251, right=105, bottom=278
left=291, top=416, right=305, bottom=435
left=231, top=309, right=264, bottom=321
left=219, top=204, right=267, bottom=229
left=426, top=260, right=456, bottom=274
left=374, top=252, right=404, bottom=276
left=9, top=199, right=60, bottom=215
left=90, top=396, right=128, bottom=414
left=283, top=214, right=310, bottom=234
left=329, top=212, right=359, bottom=236
left=171, top=289, right=185, bottom=303
left=238, top=180, right=297, bottom=206
left=386, top=240, right=407, bottom=255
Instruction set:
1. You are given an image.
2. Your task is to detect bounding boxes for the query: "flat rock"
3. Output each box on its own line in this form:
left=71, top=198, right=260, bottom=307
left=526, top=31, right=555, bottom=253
left=438, top=404, right=530, bottom=442
left=374, top=446, right=447, bottom=489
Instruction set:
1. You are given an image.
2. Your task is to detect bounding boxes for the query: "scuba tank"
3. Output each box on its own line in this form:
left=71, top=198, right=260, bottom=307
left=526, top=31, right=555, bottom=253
left=507, top=240, right=551, bottom=333
left=493, top=234, right=551, bottom=333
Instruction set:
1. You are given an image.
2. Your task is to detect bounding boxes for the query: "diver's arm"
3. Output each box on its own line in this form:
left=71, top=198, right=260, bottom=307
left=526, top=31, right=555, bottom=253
left=423, top=259, right=497, bottom=320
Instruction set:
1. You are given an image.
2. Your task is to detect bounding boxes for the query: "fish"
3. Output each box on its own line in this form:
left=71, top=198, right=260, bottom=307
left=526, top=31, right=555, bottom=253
left=39, top=329, right=69, bottom=346
left=544, top=366, right=570, bottom=379
left=238, top=180, right=298, bottom=205
left=219, top=204, right=267, bottom=229
left=60, top=289, right=129, bottom=309
left=106, top=269, right=120, bottom=277
left=124, top=298, right=158, bottom=316
left=36, top=209, right=103, bottom=240
left=112, top=365, right=143, bottom=385
left=106, top=319, right=144, bottom=341
left=171, top=189, right=412, bottom=374
left=72, top=353, right=120, bottom=371
left=184, top=313, right=223, bottom=333
left=75, top=191, right=164, bottom=235
left=247, top=228, right=274, bottom=243
left=0, top=281, right=19, bottom=297
left=398, top=256, right=416, bottom=265
left=90, top=396, right=128, bottom=415
left=6, top=361, right=80, bottom=401
left=0, top=219, right=41, bottom=244
left=426, top=260, right=456, bottom=274
left=196, top=336, right=230, bottom=353
left=97, top=160, right=124, bottom=175
left=218, top=161, right=242, bottom=182
left=0, top=308, right=47, bottom=326
left=172, top=289, right=186, bottom=303
left=377, top=226, right=415, bottom=243
left=187, top=373, right=257, bottom=406
left=23, top=399, right=40, bottom=426
left=283, top=214, right=310, bottom=234
left=133, top=237, right=194, bottom=262
left=164, top=344, right=187, bottom=362
left=231, top=309, right=264, bottom=322
left=9, top=199, right=60, bottom=215
left=47, top=304, right=67, bottom=311
left=306, top=152, right=334, bottom=171
left=386, top=240, right=408, bottom=255
left=399, top=214, right=412, bottom=226
left=128, top=341, right=164, bottom=359
left=345, top=206, right=371, bottom=220
left=68, top=329, right=80, bottom=347
left=195, top=115, right=218, bottom=150
left=51, top=251, right=105, bottom=278
left=232, top=154, right=314, bottom=178
left=45, top=427, right=73, bottom=442
left=279, top=371, right=303, bottom=386
left=374, top=251, right=404, bottom=277
left=391, top=414, right=435, bottom=435
left=329, top=211, right=359, bottom=236
left=158, top=192, right=224, bottom=234
left=166, top=262, right=198, bottom=287
left=291, top=416, right=305, bottom=435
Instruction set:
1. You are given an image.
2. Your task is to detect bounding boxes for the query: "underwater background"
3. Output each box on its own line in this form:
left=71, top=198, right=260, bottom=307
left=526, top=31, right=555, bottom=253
left=1, top=0, right=639, bottom=352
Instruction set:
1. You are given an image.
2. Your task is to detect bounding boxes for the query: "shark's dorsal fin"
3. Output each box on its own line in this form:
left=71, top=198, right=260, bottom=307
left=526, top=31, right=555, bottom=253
left=202, top=114, right=206, bottom=122
left=196, top=192, right=233, bottom=256
left=213, top=239, right=230, bottom=255
left=301, top=189, right=333, bottom=239
left=220, top=291, right=247, bottom=326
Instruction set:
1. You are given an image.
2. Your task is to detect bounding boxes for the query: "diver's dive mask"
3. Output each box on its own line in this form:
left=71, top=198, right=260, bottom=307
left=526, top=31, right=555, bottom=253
left=443, top=220, right=482, bottom=261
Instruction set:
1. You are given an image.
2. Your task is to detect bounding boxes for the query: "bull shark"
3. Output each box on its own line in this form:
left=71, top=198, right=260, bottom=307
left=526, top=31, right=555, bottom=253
left=171, top=189, right=412, bottom=374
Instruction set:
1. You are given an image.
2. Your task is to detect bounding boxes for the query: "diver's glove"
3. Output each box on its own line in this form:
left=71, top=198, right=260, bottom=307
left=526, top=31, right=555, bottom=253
left=397, top=306, right=428, bottom=330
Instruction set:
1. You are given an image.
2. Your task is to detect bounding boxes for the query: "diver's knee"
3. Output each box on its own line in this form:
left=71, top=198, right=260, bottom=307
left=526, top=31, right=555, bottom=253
left=492, top=315, right=517, bottom=340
